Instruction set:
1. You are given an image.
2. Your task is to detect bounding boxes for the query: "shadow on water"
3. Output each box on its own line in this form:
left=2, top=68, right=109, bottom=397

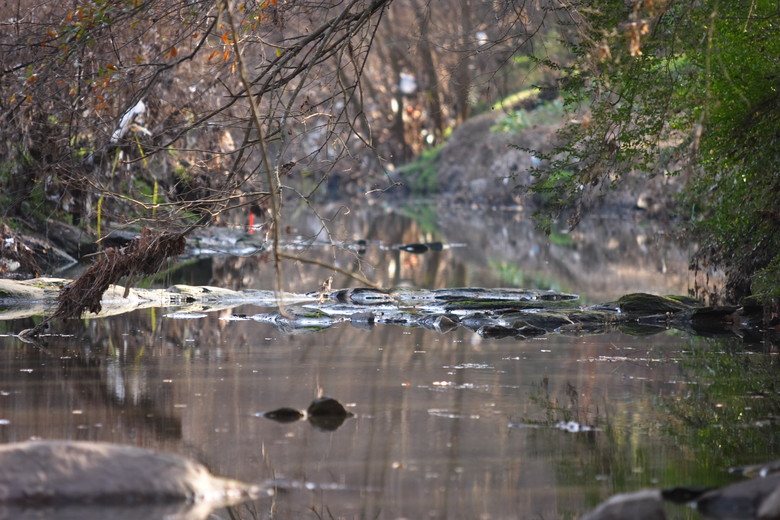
left=1, top=205, right=776, bottom=519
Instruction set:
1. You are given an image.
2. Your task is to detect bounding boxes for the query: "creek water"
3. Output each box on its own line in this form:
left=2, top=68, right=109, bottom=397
left=0, top=204, right=778, bottom=519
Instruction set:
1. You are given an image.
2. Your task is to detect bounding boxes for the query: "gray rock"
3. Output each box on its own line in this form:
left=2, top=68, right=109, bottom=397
left=0, top=440, right=260, bottom=506
left=580, top=489, right=666, bottom=520
left=697, top=473, right=780, bottom=519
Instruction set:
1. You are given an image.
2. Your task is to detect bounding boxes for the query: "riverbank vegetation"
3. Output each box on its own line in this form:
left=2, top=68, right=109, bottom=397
left=526, top=0, right=780, bottom=306
left=1, top=0, right=778, bottom=317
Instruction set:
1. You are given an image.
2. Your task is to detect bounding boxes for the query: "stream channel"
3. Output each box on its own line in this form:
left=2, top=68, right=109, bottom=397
left=1, top=202, right=778, bottom=519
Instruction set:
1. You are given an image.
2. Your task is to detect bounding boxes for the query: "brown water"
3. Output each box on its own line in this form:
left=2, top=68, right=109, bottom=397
left=1, top=205, right=777, bottom=519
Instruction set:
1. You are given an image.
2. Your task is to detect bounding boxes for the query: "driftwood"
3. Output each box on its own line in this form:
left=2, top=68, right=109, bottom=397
left=22, top=228, right=186, bottom=337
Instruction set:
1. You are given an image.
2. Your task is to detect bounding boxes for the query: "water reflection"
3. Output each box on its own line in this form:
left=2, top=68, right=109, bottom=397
left=1, top=308, right=778, bottom=518
left=0, top=204, right=764, bottom=518
left=157, top=203, right=696, bottom=303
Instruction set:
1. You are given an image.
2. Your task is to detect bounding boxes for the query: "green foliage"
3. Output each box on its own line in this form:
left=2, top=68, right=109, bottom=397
left=397, top=144, right=444, bottom=195
left=0, top=161, right=15, bottom=214
left=530, top=0, right=780, bottom=302
left=491, top=98, right=565, bottom=134
left=490, top=88, right=540, bottom=112
left=548, top=229, right=576, bottom=247
left=752, top=256, right=780, bottom=301
left=131, top=177, right=156, bottom=202
left=490, top=261, right=526, bottom=287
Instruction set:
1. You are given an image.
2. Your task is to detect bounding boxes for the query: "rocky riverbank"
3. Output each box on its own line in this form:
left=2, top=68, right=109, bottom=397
left=1, top=279, right=775, bottom=345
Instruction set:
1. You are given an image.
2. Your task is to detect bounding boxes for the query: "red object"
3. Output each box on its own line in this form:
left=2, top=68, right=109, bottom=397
left=248, top=212, right=255, bottom=234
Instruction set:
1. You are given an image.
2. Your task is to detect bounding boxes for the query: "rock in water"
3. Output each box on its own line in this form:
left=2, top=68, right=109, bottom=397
left=263, top=407, right=304, bottom=423
left=306, top=397, right=353, bottom=431
left=696, top=472, right=780, bottom=519
left=306, top=397, right=350, bottom=418
left=0, top=440, right=261, bottom=506
left=616, top=293, right=692, bottom=314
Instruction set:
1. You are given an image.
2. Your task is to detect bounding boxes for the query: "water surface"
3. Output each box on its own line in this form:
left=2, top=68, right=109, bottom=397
left=1, top=206, right=775, bottom=519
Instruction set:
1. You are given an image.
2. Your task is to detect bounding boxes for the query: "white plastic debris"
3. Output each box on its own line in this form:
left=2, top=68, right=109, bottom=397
left=111, top=99, right=146, bottom=143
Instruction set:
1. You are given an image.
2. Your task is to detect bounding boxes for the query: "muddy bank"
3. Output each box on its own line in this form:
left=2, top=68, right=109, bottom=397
left=1, top=279, right=774, bottom=344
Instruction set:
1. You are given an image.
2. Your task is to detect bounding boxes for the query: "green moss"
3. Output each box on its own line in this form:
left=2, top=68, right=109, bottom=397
left=490, top=88, right=540, bottom=112
left=617, top=293, right=694, bottom=314
left=28, top=280, right=64, bottom=290
left=665, top=295, right=702, bottom=306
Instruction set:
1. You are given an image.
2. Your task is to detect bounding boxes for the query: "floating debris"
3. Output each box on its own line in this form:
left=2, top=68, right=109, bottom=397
left=555, top=420, right=599, bottom=433
left=3, top=279, right=774, bottom=343
left=427, top=409, right=480, bottom=419
left=580, top=489, right=664, bottom=520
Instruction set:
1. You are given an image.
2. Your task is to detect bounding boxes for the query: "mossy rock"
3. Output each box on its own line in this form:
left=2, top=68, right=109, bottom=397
left=504, top=311, right=572, bottom=331
left=617, top=293, right=694, bottom=315
left=665, top=295, right=701, bottom=307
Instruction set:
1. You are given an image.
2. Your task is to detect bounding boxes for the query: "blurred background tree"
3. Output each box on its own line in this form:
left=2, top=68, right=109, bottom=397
left=0, top=0, right=557, bottom=233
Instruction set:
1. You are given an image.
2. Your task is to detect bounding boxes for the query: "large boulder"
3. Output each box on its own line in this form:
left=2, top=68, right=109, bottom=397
left=0, top=440, right=261, bottom=506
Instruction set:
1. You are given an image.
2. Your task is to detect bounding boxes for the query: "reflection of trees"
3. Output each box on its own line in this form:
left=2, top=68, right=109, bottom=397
left=526, top=335, right=780, bottom=517
left=4, top=310, right=755, bottom=518
left=0, top=315, right=182, bottom=447
left=168, top=204, right=693, bottom=303
left=514, top=334, right=703, bottom=517
left=663, top=338, right=780, bottom=480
